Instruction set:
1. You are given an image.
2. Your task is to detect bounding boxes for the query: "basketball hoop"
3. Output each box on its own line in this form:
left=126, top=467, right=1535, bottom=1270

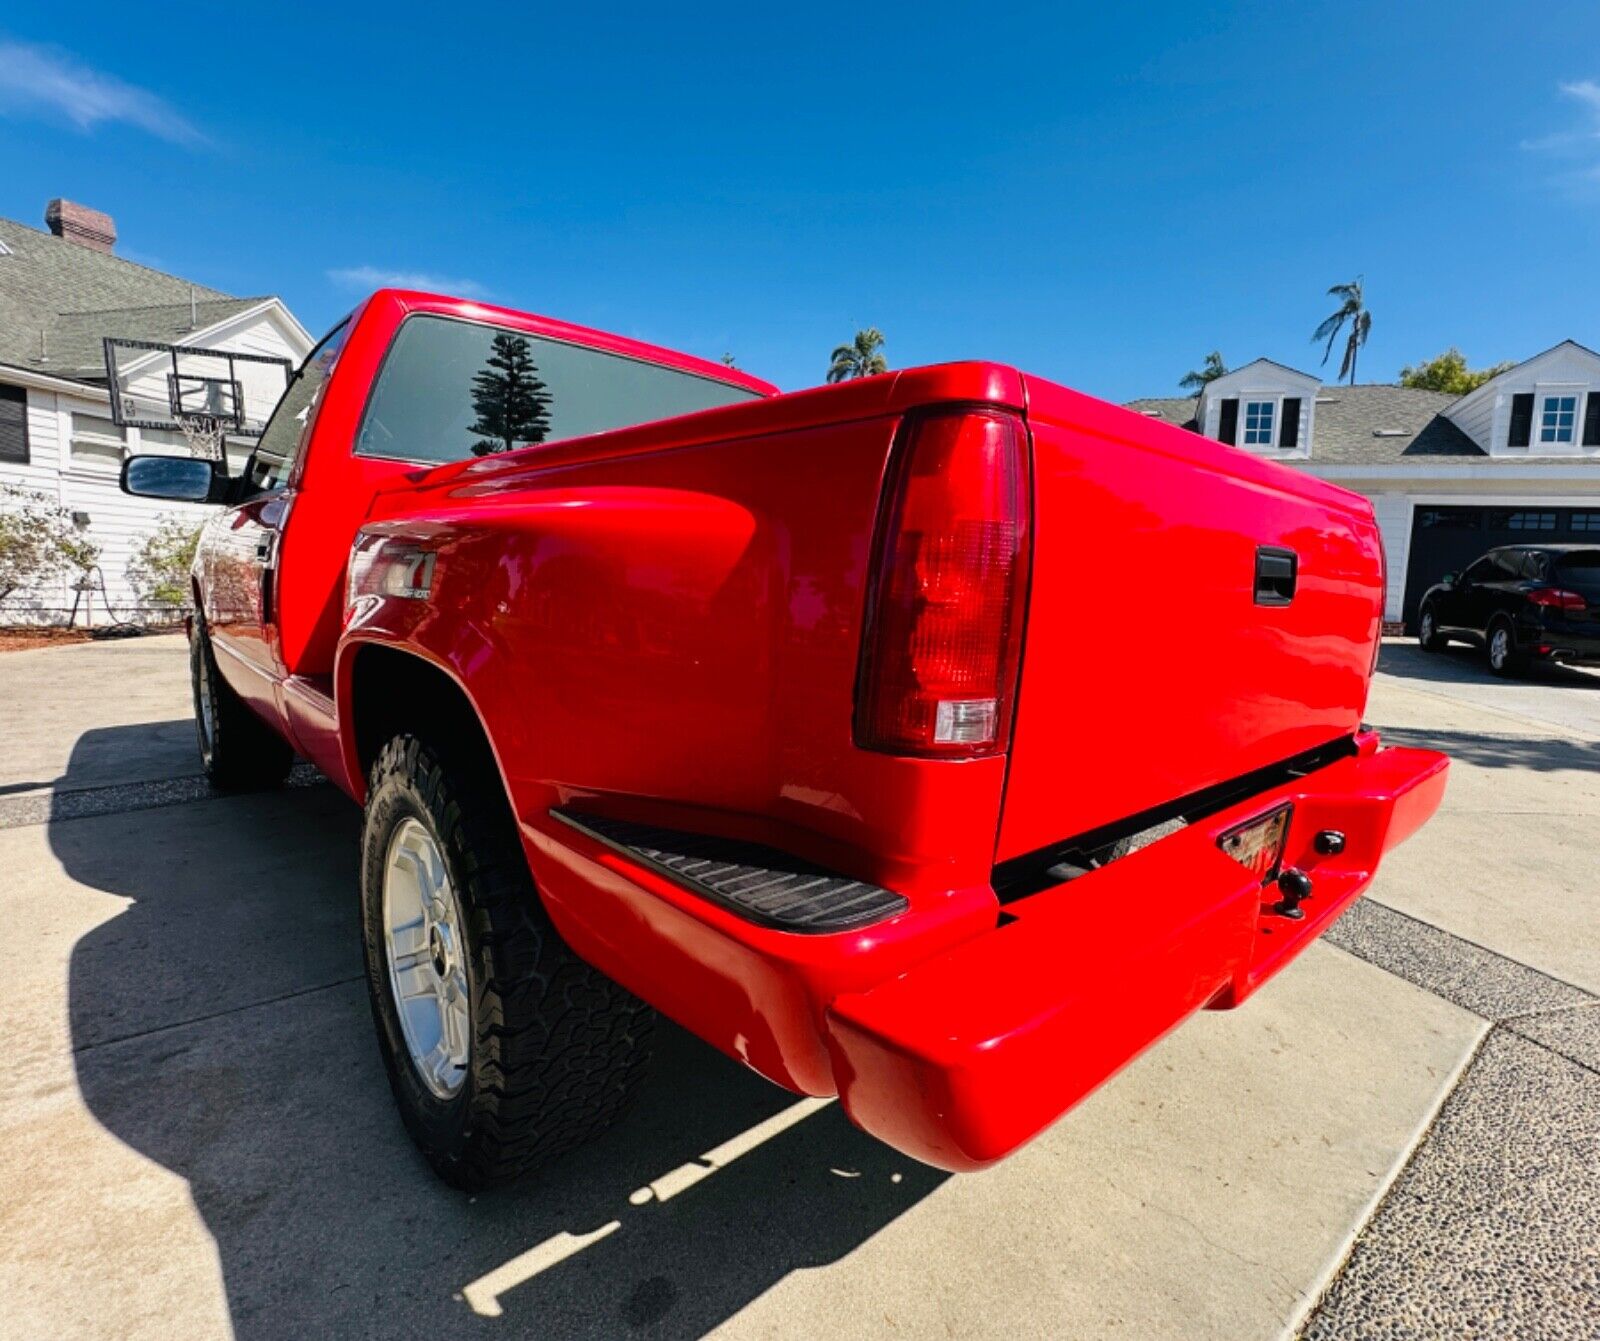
left=176, top=414, right=228, bottom=462
left=101, top=337, right=291, bottom=449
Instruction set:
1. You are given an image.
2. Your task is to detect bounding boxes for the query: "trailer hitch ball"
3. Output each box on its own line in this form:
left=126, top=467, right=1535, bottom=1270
left=1272, top=868, right=1314, bottom=920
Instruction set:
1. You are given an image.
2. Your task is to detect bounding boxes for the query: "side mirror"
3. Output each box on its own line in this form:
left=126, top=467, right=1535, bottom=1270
left=121, top=455, right=227, bottom=504
left=1440, top=571, right=1458, bottom=587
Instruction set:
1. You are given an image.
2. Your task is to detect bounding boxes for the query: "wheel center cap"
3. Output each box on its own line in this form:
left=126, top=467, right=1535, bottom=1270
left=429, top=925, right=448, bottom=977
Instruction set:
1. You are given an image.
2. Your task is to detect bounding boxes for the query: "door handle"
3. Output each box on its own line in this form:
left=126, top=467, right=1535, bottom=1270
left=256, top=539, right=272, bottom=562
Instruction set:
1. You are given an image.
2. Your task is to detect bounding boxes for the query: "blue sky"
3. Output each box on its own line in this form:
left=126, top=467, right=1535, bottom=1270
left=2, top=2, right=1598, bottom=400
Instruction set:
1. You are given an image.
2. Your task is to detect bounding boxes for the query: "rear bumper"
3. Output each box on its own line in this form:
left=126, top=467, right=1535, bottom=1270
left=824, top=742, right=1447, bottom=1170
left=525, top=738, right=1447, bottom=1173
left=1538, top=634, right=1600, bottom=666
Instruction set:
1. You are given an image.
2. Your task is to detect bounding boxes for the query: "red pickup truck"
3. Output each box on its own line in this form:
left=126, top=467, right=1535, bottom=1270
left=122, top=290, right=1448, bottom=1188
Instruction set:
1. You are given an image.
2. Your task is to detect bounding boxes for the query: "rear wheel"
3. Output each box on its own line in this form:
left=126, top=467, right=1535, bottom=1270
left=1417, top=604, right=1447, bottom=652
left=1486, top=618, right=1525, bottom=677
left=190, top=616, right=294, bottom=789
left=360, top=733, right=655, bottom=1189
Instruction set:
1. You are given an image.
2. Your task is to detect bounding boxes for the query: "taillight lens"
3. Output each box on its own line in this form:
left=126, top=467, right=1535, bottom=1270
left=1528, top=587, right=1587, bottom=613
left=855, top=408, right=1030, bottom=757
left=1372, top=535, right=1387, bottom=675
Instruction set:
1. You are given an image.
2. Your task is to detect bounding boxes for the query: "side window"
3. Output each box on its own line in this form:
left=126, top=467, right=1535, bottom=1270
left=0, top=384, right=29, bottom=463
left=246, top=319, right=350, bottom=492
left=1523, top=552, right=1548, bottom=582
left=354, top=315, right=761, bottom=466
left=1489, top=551, right=1524, bottom=582
left=1460, top=557, right=1494, bottom=584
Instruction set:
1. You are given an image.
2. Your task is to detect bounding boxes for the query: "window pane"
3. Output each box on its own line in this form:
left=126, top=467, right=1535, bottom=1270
left=248, top=319, right=349, bottom=491
left=1555, top=552, right=1600, bottom=598
left=1491, top=510, right=1557, bottom=531
left=1569, top=512, right=1600, bottom=532
left=356, top=316, right=764, bottom=466
left=70, top=438, right=123, bottom=466
left=1418, top=507, right=1480, bottom=530
left=139, top=426, right=190, bottom=452
left=71, top=412, right=123, bottom=440
left=1539, top=395, right=1577, bottom=444
left=1241, top=399, right=1276, bottom=447
left=0, top=384, right=27, bottom=463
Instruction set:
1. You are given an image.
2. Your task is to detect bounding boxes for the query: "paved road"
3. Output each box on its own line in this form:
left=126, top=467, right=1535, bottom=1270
left=0, top=635, right=1593, bottom=1340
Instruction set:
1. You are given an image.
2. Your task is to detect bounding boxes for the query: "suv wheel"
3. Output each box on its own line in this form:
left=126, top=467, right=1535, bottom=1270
left=1486, top=619, right=1524, bottom=677
left=360, top=733, right=655, bottom=1189
left=1417, top=605, right=1446, bottom=652
left=190, top=616, right=294, bottom=789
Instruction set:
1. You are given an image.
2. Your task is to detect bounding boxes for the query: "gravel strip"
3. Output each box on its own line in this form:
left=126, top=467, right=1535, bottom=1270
left=1324, top=898, right=1593, bottom=1021
left=1299, top=1031, right=1600, bottom=1340
left=1506, top=1003, right=1600, bottom=1077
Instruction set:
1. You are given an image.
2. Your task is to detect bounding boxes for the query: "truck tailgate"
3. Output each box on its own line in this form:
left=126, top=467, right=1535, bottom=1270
left=997, top=380, right=1385, bottom=863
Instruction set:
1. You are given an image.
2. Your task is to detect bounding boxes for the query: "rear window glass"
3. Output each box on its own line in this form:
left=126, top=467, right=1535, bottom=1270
left=1555, top=552, right=1600, bottom=591
left=355, top=315, right=762, bottom=465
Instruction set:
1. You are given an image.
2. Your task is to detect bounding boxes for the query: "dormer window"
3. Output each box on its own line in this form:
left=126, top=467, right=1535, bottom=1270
left=1242, top=400, right=1276, bottom=446
left=1504, top=386, right=1598, bottom=452
left=1540, top=395, right=1578, bottom=445
left=1216, top=394, right=1303, bottom=452
left=1198, top=360, right=1318, bottom=456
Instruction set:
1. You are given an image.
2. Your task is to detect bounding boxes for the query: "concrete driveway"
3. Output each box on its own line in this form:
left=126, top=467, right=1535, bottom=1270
left=0, top=635, right=1593, bottom=1340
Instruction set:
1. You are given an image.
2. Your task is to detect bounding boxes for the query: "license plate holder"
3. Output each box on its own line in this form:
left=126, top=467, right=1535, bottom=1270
left=1217, top=803, right=1293, bottom=886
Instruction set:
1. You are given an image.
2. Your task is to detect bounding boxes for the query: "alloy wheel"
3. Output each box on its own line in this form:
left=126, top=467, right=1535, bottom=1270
left=382, top=817, right=472, bottom=1099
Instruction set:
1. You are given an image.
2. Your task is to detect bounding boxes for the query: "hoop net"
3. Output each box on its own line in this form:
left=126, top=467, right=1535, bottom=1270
left=177, top=414, right=228, bottom=462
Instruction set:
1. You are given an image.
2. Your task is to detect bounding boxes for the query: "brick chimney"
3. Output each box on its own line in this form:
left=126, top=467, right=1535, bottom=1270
left=45, top=199, right=117, bottom=253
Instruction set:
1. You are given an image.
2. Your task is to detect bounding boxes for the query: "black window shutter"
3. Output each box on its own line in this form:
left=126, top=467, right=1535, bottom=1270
left=1279, top=397, right=1301, bottom=448
left=1217, top=398, right=1239, bottom=445
left=1507, top=392, right=1534, bottom=448
left=0, top=384, right=28, bottom=463
left=1583, top=392, right=1600, bottom=447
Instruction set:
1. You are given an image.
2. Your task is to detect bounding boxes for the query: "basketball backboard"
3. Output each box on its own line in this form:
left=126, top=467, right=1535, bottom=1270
left=103, top=338, right=293, bottom=436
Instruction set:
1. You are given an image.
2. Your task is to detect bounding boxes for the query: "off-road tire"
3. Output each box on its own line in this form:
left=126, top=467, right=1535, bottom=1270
left=1486, top=617, right=1525, bottom=678
left=1417, top=603, right=1447, bottom=652
left=360, top=733, right=655, bottom=1189
left=190, top=615, right=294, bottom=789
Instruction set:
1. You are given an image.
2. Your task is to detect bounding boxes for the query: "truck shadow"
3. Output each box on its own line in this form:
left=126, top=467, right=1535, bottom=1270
left=57, top=723, right=947, bottom=1340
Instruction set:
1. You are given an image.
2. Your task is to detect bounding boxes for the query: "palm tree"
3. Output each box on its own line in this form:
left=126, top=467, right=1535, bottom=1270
left=1312, top=277, right=1372, bottom=384
left=1178, top=351, right=1228, bottom=393
left=826, top=328, right=888, bottom=383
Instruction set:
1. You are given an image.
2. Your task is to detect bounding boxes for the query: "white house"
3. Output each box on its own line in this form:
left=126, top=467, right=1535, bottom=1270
left=0, top=200, right=311, bottom=625
left=1129, top=344, right=1600, bottom=628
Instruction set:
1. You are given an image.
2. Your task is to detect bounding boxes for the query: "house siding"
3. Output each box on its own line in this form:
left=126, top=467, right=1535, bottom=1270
left=1368, top=492, right=1413, bottom=624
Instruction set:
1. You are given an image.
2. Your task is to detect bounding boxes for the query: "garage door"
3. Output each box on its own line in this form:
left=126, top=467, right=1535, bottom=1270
left=1402, top=505, right=1600, bottom=629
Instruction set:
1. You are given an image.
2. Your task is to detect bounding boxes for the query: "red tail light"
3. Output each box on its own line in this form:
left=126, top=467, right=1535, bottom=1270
left=855, top=408, right=1030, bottom=757
left=1372, top=535, right=1388, bottom=675
left=1528, top=587, right=1587, bottom=613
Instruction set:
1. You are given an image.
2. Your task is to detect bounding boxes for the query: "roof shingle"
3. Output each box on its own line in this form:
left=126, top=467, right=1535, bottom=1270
left=0, top=215, right=264, bottom=382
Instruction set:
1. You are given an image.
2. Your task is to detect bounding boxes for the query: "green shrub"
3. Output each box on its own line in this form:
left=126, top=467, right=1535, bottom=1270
left=127, top=516, right=204, bottom=611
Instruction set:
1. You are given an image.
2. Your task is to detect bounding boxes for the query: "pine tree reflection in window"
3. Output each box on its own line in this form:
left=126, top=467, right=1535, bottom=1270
left=469, top=333, right=553, bottom=455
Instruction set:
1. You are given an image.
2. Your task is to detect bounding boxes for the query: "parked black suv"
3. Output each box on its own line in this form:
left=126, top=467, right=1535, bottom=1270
left=1417, top=545, right=1600, bottom=675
